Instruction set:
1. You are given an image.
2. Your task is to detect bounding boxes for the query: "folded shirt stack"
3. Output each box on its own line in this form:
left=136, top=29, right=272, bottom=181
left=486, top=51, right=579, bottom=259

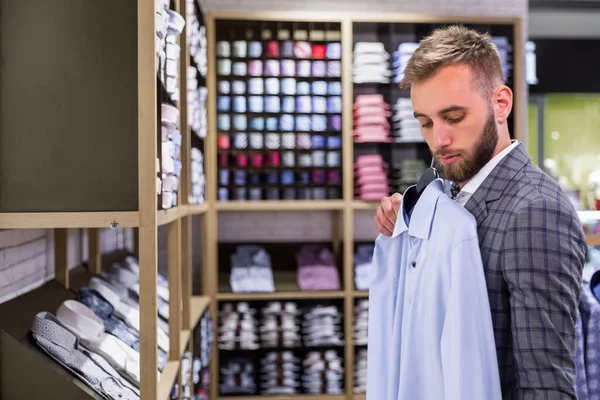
left=354, top=244, right=374, bottom=290
left=229, top=245, right=275, bottom=293
left=390, top=159, right=428, bottom=194
left=302, top=304, right=344, bottom=347
left=492, top=36, right=513, bottom=83
left=188, top=75, right=207, bottom=138
left=296, top=245, right=340, bottom=291
left=219, top=357, right=256, bottom=395
left=173, top=350, right=194, bottom=399
left=155, top=0, right=169, bottom=74
left=352, top=42, right=392, bottom=83
left=354, top=299, right=368, bottom=346
left=186, top=0, right=207, bottom=78
left=392, top=42, right=419, bottom=83
left=189, top=147, right=205, bottom=205
left=259, top=351, right=301, bottom=395
left=354, top=348, right=368, bottom=394
left=193, top=355, right=211, bottom=400
left=194, top=309, right=215, bottom=370
left=30, top=311, right=141, bottom=400
left=354, top=154, right=390, bottom=201
left=302, top=350, right=345, bottom=395
left=391, top=97, right=423, bottom=143
left=218, top=302, right=259, bottom=350
left=160, top=103, right=182, bottom=208
left=353, top=94, right=391, bottom=143
left=259, top=301, right=302, bottom=348
left=162, top=9, right=185, bottom=101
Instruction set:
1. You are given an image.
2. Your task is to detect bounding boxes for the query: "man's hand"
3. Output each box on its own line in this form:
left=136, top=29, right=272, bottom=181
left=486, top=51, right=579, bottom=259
left=374, top=193, right=403, bottom=236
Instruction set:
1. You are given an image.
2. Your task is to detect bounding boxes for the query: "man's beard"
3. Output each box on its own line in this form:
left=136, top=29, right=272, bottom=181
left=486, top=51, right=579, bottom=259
left=434, top=110, right=498, bottom=183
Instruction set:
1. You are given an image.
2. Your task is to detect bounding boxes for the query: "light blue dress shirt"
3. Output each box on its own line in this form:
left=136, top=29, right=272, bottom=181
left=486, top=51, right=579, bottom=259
left=366, top=178, right=501, bottom=400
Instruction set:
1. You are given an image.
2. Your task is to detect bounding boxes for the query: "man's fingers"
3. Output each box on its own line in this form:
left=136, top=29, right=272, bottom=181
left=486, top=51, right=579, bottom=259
left=390, top=193, right=402, bottom=214
left=376, top=205, right=394, bottom=235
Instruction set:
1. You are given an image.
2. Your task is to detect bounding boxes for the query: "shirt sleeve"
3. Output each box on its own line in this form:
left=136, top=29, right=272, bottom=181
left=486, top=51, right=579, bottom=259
left=441, top=236, right=502, bottom=400
left=501, top=198, right=587, bottom=400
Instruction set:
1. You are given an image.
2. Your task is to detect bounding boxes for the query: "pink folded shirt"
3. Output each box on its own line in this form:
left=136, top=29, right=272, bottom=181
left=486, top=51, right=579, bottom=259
left=354, top=94, right=386, bottom=107
left=355, top=174, right=388, bottom=185
left=355, top=182, right=389, bottom=193
left=355, top=192, right=389, bottom=201
left=297, top=266, right=340, bottom=291
left=354, top=114, right=390, bottom=128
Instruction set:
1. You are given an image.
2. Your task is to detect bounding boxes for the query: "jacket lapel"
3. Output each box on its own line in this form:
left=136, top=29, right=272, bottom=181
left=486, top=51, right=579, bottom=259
left=464, top=143, right=531, bottom=223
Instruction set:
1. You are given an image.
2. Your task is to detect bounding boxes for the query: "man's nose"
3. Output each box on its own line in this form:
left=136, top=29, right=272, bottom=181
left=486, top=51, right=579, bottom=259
left=433, top=124, right=452, bottom=149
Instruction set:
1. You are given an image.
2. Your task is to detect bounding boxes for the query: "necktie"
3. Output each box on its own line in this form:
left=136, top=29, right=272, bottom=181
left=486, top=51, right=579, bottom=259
left=450, top=181, right=460, bottom=199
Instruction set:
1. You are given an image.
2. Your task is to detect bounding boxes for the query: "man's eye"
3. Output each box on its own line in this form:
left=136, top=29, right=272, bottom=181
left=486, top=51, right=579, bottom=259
left=447, top=115, right=465, bottom=124
left=421, top=121, right=433, bottom=128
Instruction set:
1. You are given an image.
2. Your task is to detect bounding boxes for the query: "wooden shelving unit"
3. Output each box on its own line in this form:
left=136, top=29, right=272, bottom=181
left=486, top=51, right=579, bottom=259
left=0, top=0, right=212, bottom=398
left=1, top=4, right=597, bottom=400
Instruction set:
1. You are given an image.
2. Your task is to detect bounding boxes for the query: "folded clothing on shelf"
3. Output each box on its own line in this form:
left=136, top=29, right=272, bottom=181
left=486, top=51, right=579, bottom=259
left=260, top=301, right=302, bottom=348
left=302, top=303, right=344, bottom=347
left=302, top=350, right=345, bottom=395
left=353, top=94, right=391, bottom=143
left=186, top=0, right=207, bottom=77
left=195, top=310, right=215, bottom=369
left=391, top=158, right=428, bottom=194
left=354, top=348, right=368, bottom=394
left=354, top=299, right=368, bottom=346
left=391, top=97, right=423, bottom=143
left=353, top=42, right=391, bottom=83
left=229, top=245, right=275, bottom=293
left=160, top=103, right=182, bottom=209
left=188, top=79, right=207, bottom=138
left=218, top=302, right=259, bottom=350
left=296, top=245, right=340, bottom=291
left=354, top=154, right=389, bottom=201
left=392, top=42, right=418, bottom=83
left=354, top=244, right=374, bottom=291
left=219, top=357, right=256, bottom=395
left=259, top=351, right=301, bottom=395
left=30, top=311, right=141, bottom=400
left=189, top=147, right=205, bottom=205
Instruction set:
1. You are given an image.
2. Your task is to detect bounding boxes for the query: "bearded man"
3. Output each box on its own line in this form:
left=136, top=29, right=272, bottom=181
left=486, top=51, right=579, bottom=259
left=373, top=25, right=587, bottom=399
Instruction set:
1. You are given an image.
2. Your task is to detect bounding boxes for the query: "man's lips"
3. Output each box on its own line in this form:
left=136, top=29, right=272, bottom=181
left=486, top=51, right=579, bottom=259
left=438, top=154, right=461, bottom=164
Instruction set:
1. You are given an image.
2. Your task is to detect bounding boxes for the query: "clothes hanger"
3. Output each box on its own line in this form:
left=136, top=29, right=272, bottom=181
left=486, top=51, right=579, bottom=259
left=403, top=155, right=439, bottom=214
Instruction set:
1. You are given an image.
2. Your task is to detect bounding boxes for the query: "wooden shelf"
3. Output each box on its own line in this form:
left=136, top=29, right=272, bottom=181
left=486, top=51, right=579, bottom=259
left=353, top=290, right=369, bottom=298
left=218, top=271, right=344, bottom=300
left=190, top=295, right=211, bottom=327
left=353, top=394, right=366, bottom=400
left=216, top=200, right=345, bottom=211
left=0, top=211, right=139, bottom=229
left=157, top=207, right=182, bottom=226
left=352, top=201, right=379, bottom=210
left=157, top=361, right=180, bottom=400
left=180, top=330, right=191, bottom=356
left=185, top=203, right=208, bottom=216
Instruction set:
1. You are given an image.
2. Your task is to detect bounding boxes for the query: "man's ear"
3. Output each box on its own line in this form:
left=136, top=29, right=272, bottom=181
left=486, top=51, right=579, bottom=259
left=493, top=85, right=513, bottom=125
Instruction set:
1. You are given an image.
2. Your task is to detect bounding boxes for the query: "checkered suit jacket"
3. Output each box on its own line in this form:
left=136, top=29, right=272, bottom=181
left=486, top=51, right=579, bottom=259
left=463, top=143, right=588, bottom=399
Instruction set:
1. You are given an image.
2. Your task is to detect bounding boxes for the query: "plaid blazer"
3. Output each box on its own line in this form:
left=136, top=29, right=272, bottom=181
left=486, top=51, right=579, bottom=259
left=464, top=143, right=588, bottom=399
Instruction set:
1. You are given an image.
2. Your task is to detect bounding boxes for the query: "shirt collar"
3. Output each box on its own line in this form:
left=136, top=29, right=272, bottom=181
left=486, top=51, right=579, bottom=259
left=89, top=277, right=121, bottom=309
left=55, top=299, right=105, bottom=346
left=459, top=140, right=519, bottom=197
left=392, top=178, right=444, bottom=239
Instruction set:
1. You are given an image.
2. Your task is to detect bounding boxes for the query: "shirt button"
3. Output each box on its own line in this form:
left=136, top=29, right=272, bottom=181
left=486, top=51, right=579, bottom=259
left=411, top=261, right=416, bottom=268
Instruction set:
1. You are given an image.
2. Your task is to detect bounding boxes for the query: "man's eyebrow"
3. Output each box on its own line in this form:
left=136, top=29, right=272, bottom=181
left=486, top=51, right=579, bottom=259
left=413, top=105, right=467, bottom=119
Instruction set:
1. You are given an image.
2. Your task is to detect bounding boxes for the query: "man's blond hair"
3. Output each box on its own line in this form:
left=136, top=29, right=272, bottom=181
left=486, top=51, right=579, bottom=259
left=399, top=25, right=504, bottom=99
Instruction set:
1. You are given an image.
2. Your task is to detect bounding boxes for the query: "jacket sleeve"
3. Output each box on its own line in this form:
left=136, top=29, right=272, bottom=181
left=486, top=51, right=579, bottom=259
left=501, top=198, right=587, bottom=400
left=441, top=236, right=502, bottom=400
